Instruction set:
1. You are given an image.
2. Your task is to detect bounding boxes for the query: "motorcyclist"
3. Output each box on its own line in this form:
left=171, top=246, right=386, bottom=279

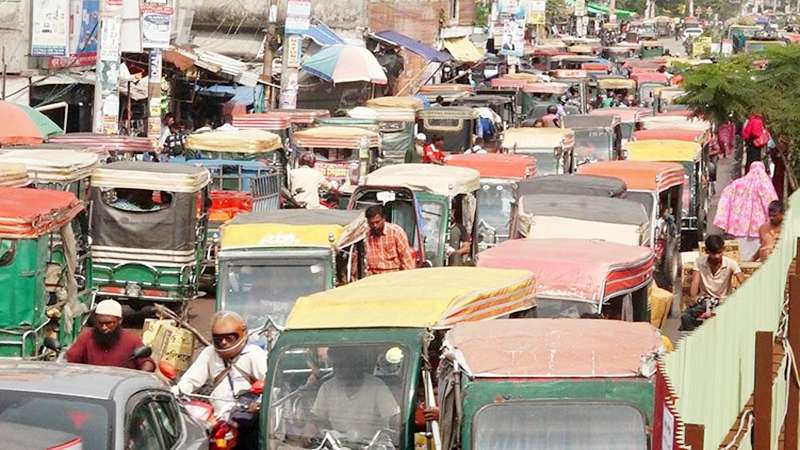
left=175, top=311, right=266, bottom=448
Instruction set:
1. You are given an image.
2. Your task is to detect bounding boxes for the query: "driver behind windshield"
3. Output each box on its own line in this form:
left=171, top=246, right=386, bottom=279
left=311, top=347, right=400, bottom=442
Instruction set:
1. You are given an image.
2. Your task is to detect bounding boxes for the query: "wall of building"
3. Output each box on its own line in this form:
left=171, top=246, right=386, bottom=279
left=0, top=0, right=31, bottom=74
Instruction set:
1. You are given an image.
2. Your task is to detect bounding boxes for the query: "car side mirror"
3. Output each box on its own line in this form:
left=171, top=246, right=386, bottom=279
left=159, top=360, right=178, bottom=381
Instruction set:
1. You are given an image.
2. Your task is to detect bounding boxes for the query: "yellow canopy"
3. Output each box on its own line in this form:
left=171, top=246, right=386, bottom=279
left=220, top=210, right=367, bottom=250
left=502, top=127, right=576, bottom=150
left=443, top=36, right=485, bottom=63
left=624, top=140, right=702, bottom=162
left=285, top=267, right=537, bottom=329
left=364, top=163, right=480, bottom=197
left=366, top=96, right=424, bottom=110
left=597, top=78, right=636, bottom=90
left=185, top=130, right=282, bottom=153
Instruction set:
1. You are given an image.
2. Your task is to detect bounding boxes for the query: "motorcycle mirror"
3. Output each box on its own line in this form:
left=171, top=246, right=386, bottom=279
left=250, top=379, right=265, bottom=395
left=159, top=360, right=178, bottom=381
left=43, top=336, right=61, bottom=353
left=131, top=346, right=152, bottom=360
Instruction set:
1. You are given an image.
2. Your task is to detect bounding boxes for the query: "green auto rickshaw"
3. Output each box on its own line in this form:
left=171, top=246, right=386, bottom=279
left=350, top=164, right=481, bottom=268
left=90, top=162, right=210, bottom=308
left=438, top=319, right=665, bottom=449
left=0, top=187, right=86, bottom=357
left=262, top=267, right=537, bottom=450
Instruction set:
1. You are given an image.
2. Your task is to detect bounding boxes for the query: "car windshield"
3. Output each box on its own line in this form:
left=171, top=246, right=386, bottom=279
left=420, top=201, right=445, bottom=259
left=220, top=260, right=328, bottom=329
left=478, top=182, right=514, bottom=241
left=0, top=391, right=111, bottom=450
left=574, top=129, right=612, bottom=163
left=474, top=401, right=647, bottom=450
left=521, top=152, right=558, bottom=175
left=268, top=343, right=408, bottom=449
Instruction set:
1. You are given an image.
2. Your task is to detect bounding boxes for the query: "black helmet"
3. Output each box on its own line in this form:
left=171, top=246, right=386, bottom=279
left=547, top=105, right=558, bottom=114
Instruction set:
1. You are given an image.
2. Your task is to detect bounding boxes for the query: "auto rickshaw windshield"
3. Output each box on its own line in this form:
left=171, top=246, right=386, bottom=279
left=268, top=343, right=408, bottom=449
left=574, top=129, right=612, bottom=163
left=473, top=401, right=647, bottom=450
left=478, top=181, right=515, bottom=236
left=219, top=257, right=329, bottom=329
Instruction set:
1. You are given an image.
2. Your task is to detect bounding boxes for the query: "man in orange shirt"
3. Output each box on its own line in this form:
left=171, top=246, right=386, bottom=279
left=365, top=205, right=416, bottom=275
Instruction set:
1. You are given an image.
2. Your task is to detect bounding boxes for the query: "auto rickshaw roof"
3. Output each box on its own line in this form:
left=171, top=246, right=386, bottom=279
left=220, top=209, right=367, bottom=250
left=346, top=106, right=416, bottom=122
left=630, top=72, right=670, bottom=84
left=563, top=114, right=619, bottom=129
left=0, top=149, right=100, bottom=184
left=623, top=58, right=667, bottom=68
left=363, top=163, right=481, bottom=196
left=417, top=84, right=473, bottom=102
left=488, top=78, right=529, bottom=89
left=502, top=127, right=576, bottom=150
left=0, top=188, right=83, bottom=238
left=366, top=96, right=424, bottom=110
left=589, top=107, right=643, bottom=123
left=453, top=95, right=514, bottom=106
left=316, top=117, right=380, bottom=130
left=641, top=115, right=711, bottom=131
left=596, top=78, right=637, bottom=89
left=444, top=153, right=536, bottom=179
left=0, top=163, right=29, bottom=187
left=91, top=161, right=211, bottom=193
left=624, top=140, right=702, bottom=162
left=516, top=174, right=626, bottom=197
left=641, top=41, right=665, bottom=48
left=477, top=238, right=654, bottom=303
left=293, top=126, right=381, bottom=149
left=550, top=69, right=589, bottom=80
left=417, top=107, right=480, bottom=119
left=231, top=113, right=292, bottom=130
left=268, top=109, right=331, bottom=125
left=606, top=45, right=637, bottom=53
left=522, top=82, right=570, bottom=94
left=634, top=128, right=706, bottom=143
left=577, top=160, right=686, bottom=192
left=567, top=45, right=594, bottom=54
left=185, top=130, right=283, bottom=153
left=501, top=72, right=542, bottom=82
left=284, top=267, right=537, bottom=330
left=446, top=319, right=662, bottom=378
left=519, top=194, right=649, bottom=226
left=549, top=55, right=599, bottom=63
left=48, top=133, right=156, bottom=153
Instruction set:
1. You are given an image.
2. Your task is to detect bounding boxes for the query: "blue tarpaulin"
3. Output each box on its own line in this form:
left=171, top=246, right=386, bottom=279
left=373, top=30, right=453, bottom=63
left=304, top=23, right=345, bottom=46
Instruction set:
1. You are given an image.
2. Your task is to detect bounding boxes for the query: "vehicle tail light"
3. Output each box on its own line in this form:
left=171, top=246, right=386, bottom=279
left=49, top=437, right=83, bottom=450
left=142, top=289, right=168, bottom=298
left=99, top=286, right=124, bottom=295
left=210, top=420, right=238, bottom=450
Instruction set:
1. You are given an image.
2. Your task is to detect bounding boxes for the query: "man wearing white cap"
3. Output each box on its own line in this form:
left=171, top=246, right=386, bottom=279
left=66, top=300, right=155, bottom=372
left=408, top=133, right=427, bottom=163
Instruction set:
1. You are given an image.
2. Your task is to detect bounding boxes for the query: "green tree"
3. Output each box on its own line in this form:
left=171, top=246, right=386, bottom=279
left=546, top=0, right=570, bottom=25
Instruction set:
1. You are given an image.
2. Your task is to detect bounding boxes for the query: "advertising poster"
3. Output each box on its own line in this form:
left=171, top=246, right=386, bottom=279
left=141, top=0, right=173, bottom=48
left=32, top=0, right=71, bottom=56
left=285, top=0, right=311, bottom=34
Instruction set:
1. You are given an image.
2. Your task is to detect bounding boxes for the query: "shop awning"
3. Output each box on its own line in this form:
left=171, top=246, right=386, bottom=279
left=443, top=36, right=485, bottom=63
left=373, top=31, right=452, bottom=63
left=303, top=23, right=345, bottom=46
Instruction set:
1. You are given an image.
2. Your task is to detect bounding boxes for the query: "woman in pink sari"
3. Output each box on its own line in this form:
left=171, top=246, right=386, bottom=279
left=713, top=162, right=778, bottom=261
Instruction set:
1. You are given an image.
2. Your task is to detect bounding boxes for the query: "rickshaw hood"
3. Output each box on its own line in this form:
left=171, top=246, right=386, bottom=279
left=0, top=149, right=99, bottom=184
left=624, top=140, right=701, bottom=162
left=185, top=129, right=282, bottom=153
left=502, top=128, right=575, bottom=150
left=364, top=163, right=481, bottom=197
left=284, top=267, right=536, bottom=330
left=446, top=319, right=662, bottom=378
left=477, top=239, right=654, bottom=303
left=578, top=160, right=685, bottom=192
left=0, top=188, right=83, bottom=238
left=293, top=126, right=381, bottom=149
left=445, top=154, right=536, bottom=179
left=91, top=161, right=210, bottom=193
left=220, top=209, right=367, bottom=251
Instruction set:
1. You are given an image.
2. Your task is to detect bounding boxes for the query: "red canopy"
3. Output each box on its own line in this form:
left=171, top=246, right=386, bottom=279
left=445, top=153, right=536, bottom=179
left=0, top=188, right=83, bottom=238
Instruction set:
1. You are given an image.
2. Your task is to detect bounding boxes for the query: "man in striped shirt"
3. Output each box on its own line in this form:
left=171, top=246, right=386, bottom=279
left=365, top=205, right=416, bottom=275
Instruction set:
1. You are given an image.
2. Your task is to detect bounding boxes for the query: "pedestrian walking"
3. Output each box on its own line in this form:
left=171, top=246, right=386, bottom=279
left=713, top=161, right=778, bottom=262
left=741, top=113, right=770, bottom=173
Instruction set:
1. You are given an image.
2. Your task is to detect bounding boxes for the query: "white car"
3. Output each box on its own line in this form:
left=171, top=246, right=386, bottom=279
left=683, top=27, right=703, bottom=41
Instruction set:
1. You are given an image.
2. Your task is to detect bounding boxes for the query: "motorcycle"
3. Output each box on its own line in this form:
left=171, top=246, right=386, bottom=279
left=159, top=360, right=263, bottom=450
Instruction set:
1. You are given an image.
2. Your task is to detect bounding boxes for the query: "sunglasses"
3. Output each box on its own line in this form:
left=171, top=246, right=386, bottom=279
left=212, top=333, right=239, bottom=347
